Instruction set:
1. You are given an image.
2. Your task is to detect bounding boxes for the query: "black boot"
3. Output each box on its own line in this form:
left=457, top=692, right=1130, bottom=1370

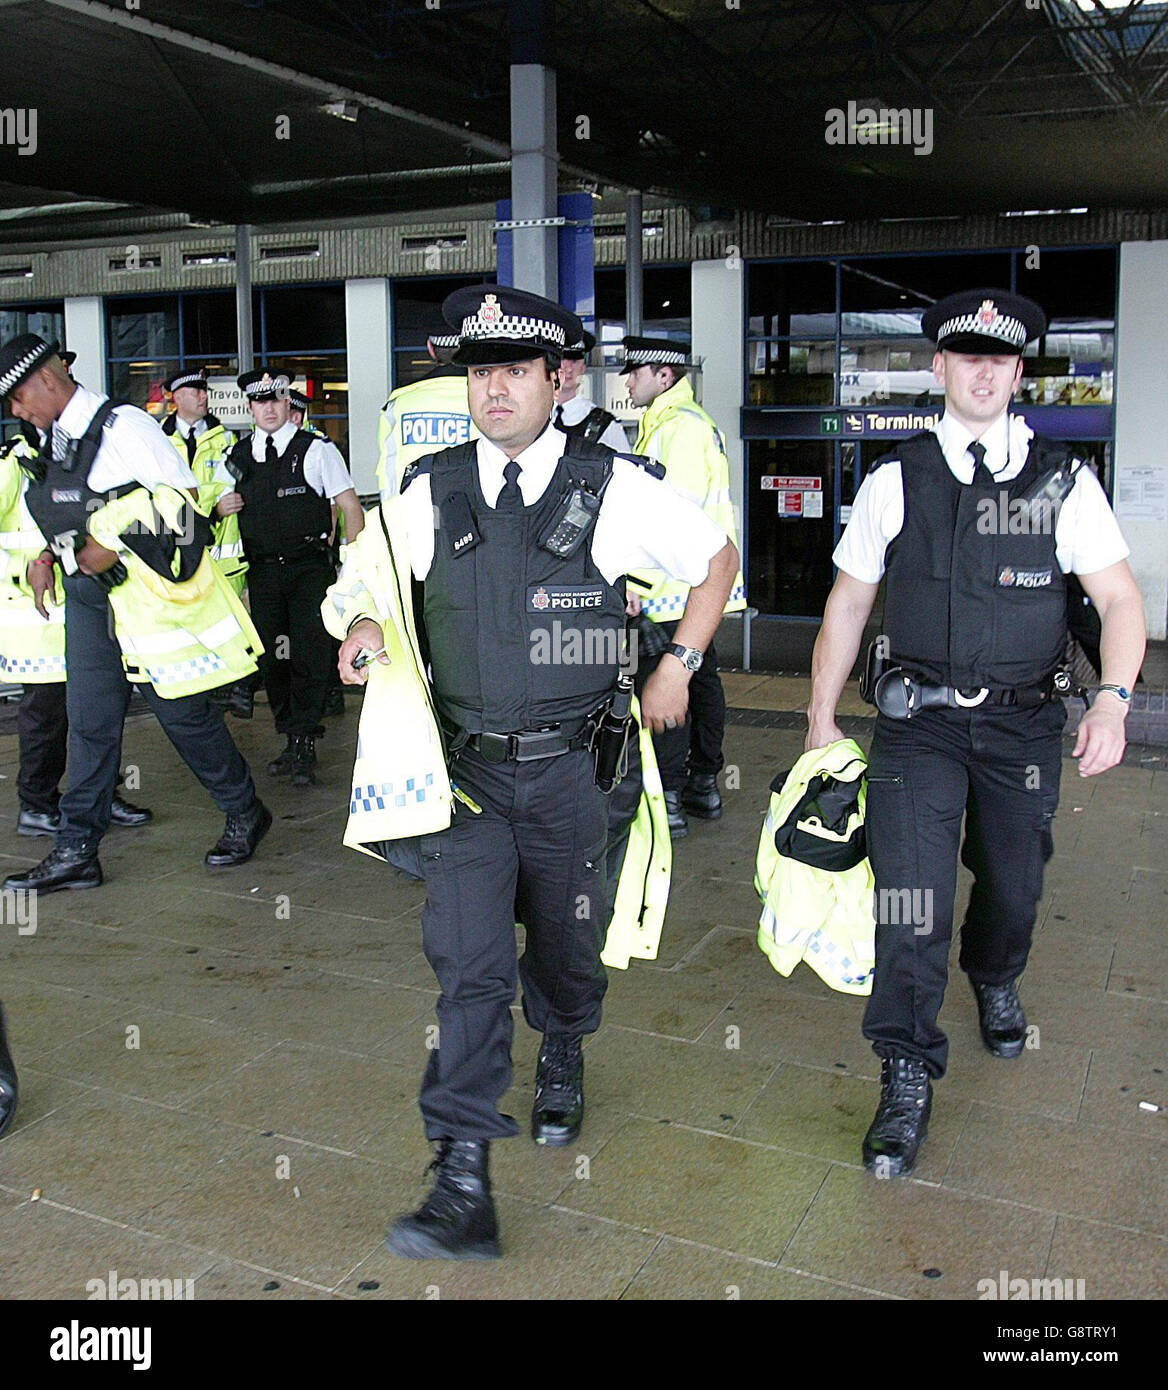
left=385, top=1140, right=501, bottom=1261
left=862, top=1055, right=933, bottom=1178
left=663, top=789, right=688, bottom=839
left=16, top=808, right=58, bottom=838
left=971, top=978, right=1027, bottom=1058
left=0, top=1003, right=17, bottom=1141
left=681, top=772, right=723, bottom=820
left=110, top=796, right=152, bottom=827
left=204, top=801, right=272, bottom=867
left=228, top=684, right=255, bottom=720
left=290, top=735, right=317, bottom=787
left=532, top=1035, right=584, bottom=1146
left=267, top=737, right=296, bottom=777
left=2, top=842, right=102, bottom=894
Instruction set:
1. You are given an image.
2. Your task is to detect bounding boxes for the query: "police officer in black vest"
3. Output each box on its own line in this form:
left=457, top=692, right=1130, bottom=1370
left=806, top=290, right=1146, bottom=1176
left=340, top=286, right=738, bottom=1259
left=224, top=370, right=363, bottom=785
left=552, top=330, right=628, bottom=450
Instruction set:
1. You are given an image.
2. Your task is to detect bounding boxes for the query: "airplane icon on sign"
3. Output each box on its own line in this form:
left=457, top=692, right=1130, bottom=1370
left=845, top=413, right=863, bottom=432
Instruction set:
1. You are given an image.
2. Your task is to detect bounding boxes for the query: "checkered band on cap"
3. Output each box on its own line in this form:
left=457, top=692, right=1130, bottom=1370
left=429, top=333, right=460, bottom=350
left=936, top=304, right=1027, bottom=349
left=623, top=345, right=688, bottom=366
left=459, top=308, right=566, bottom=348
left=0, top=340, right=53, bottom=396
left=243, top=372, right=290, bottom=397
left=168, top=372, right=207, bottom=392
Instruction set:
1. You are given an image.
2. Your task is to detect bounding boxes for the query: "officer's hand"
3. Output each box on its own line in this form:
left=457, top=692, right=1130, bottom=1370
left=27, top=558, right=58, bottom=619
left=75, top=538, right=120, bottom=576
left=339, top=619, right=388, bottom=685
left=1073, top=699, right=1127, bottom=777
left=640, top=660, right=689, bottom=733
left=625, top=593, right=643, bottom=617
left=805, top=716, right=845, bottom=753
left=216, top=492, right=244, bottom=516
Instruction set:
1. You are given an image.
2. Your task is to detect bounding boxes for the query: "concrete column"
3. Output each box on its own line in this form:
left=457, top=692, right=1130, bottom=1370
left=625, top=191, right=643, bottom=337
left=692, top=258, right=746, bottom=541
left=509, top=63, right=558, bottom=297
left=1114, top=241, right=1168, bottom=641
left=235, top=225, right=254, bottom=374
left=63, top=296, right=107, bottom=396
left=344, top=277, right=392, bottom=496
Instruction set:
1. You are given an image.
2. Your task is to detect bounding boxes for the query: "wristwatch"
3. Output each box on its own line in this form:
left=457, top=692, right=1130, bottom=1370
left=666, top=643, right=703, bottom=673
left=1095, top=683, right=1131, bottom=705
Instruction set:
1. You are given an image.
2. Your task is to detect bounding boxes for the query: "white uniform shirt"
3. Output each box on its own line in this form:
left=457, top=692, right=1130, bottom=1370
left=833, top=410, right=1129, bottom=582
left=244, top=420, right=356, bottom=501
left=399, top=422, right=727, bottom=587
left=553, top=395, right=630, bottom=453
left=56, top=386, right=197, bottom=495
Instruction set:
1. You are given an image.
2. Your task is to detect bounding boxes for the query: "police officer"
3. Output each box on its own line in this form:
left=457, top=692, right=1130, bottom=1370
left=552, top=330, right=629, bottom=451
left=0, top=335, right=271, bottom=892
left=621, top=336, right=747, bottom=836
left=806, top=289, right=1146, bottom=1176
left=376, top=333, right=476, bottom=507
left=0, top=425, right=151, bottom=835
left=160, top=369, right=253, bottom=719
left=336, top=286, right=738, bottom=1260
left=224, top=370, right=363, bottom=786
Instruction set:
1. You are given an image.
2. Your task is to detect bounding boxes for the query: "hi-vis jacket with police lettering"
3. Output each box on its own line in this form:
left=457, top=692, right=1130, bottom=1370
left=754, top=738, right=875, bottom=995
left=0, top=435, right=65, bottom=683
left=85, top=485, right=262, bottom=699
left=376, top=372, right=476, bottom=504
left=321, top=500, right=672, bottom=971
left=161, top=415, right=247, bottom=591
left=632, top=376, right=747, bottom=621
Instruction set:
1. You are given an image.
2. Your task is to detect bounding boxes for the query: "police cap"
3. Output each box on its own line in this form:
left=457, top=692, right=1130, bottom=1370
left=0, top=334, right=59, bottom=397
left=238, top=369, right=291, bottom=401
left=619, top=335, right=692, bottom=374
left=562, top=329, right=597, bottom=361
left=922, top=289, right=1046, bottom=355
left=164, top=368, right=209, bottom=394
left=287, top=389, right=310, bottom=414
left=442, top=284, right=582, bottom=367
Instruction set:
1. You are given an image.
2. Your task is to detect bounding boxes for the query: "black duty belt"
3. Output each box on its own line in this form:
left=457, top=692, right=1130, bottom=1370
left=873, top=669, right=1081, bottom=721
left=250, top=549, right=333, bottom=566
left=458, top=719, right=590, bottom=763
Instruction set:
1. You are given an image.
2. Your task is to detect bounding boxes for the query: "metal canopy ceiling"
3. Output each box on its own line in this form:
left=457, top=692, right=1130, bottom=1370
left=0, top=0, right=1165, bottom=245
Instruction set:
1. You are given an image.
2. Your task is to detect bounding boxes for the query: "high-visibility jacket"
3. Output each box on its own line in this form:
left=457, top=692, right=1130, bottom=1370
left=85, top=484, right=263, bottom=698
left=754, top=738, right=875, bottom=995
left=376, top=370, right=476, bottom=505
left=0, top=437, right=66, bottom=683
left=632, top=376, right=746, bottom=621
left=161, top=415, right=247, bottom=591
left=321, top=502, right=672, bottom=969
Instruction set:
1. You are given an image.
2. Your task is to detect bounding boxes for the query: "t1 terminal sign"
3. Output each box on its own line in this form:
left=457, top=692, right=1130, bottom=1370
left=761, top=474, right=823, bottom=518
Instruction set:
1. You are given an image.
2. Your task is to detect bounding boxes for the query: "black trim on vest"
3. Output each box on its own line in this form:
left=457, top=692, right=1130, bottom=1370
left=227, top=428, right=332, bottom=560
left=23, top=400, right=139, bottom=547
left=557, top=405, right=616, bottom=446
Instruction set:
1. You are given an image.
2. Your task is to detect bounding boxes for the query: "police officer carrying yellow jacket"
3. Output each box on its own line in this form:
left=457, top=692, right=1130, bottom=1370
left=0, top=334, right=271, bottom=894
left=160, top=368, right=254, bottom=720
left=621, top=337, right=747, bottom=837
left=0, top=425, right=152, bottom=837
left=335, top=285, right=739, bottom=1261
left=376, top=333, right=476, bottom=508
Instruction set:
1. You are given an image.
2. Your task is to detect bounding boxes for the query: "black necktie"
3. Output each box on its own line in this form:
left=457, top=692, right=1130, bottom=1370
left=265, top=434, right=277, bottom=466
left=968, top=440, right=987, bottom=474
left=497, top=459, right=522, bottom=509
left=185, top=426, right=198, bottom=465
left=554, top=405, right=564, bottom=428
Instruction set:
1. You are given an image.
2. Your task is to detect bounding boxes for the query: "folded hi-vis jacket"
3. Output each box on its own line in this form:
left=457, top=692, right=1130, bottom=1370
left=321, top=501, right=672, bottom=970
left=0, top=440, right=66, bottom=682
left=754, top=737, right=875, bottom=995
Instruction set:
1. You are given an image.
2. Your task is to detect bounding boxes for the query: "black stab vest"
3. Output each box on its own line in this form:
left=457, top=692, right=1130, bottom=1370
left=422, top=438, right=627, bottom=734
left=227, top=429, right=332, bottom=560
left=23, top=401, right=137, bottom=549
left=879, top=431, right=1068, bottom=689
left=557, top=405, right=617, bottom=446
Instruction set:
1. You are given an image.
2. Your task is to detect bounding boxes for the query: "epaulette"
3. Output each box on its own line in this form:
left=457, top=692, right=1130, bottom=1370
left=400, top=455, right=434, bottom=494
left=612, top=450, right=666, bottom=481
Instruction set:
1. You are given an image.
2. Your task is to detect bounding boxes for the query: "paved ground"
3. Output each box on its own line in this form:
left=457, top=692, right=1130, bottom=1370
left=0, top=677, right=1163, bottom=1301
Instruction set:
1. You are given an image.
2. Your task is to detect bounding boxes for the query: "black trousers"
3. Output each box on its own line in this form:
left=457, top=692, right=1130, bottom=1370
left=862, top=700, right=1066, bottom=1079
left=57, top=575, right=257, bottom=849
left=246, top=556, right=334, bottom=737
left=409, top=745, right=609, bottom=1142
left=635, top=619, right=727, bottom=790
left=16, top=681, right=68, bottom=814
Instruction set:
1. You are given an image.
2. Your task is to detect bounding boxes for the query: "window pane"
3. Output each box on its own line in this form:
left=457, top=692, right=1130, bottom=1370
left=747, top=339, right=836, bottom=405
left=264, top=353, right=349, bottom=456
left=595, top=265, right=691, bottom=343
left=107, top=296, right=180, bottom=359
left=183, top=291, right=238, bottom=356
left=840, top=253, right=1012, bottom=331
left=840, top=337, right=941, bottom=406
left=108, top=359, right=177, bottom=416
left=262, top=285, right=345, bottom=352
left=393, top=276, right=484, bottom=353
left=747, top=261, right=836, bottom=336
left=746, top=440, right=836, bottom=617
left=0, top=303, right=64, bottom=344
left=1016, top=247, right=1116, bottom=324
